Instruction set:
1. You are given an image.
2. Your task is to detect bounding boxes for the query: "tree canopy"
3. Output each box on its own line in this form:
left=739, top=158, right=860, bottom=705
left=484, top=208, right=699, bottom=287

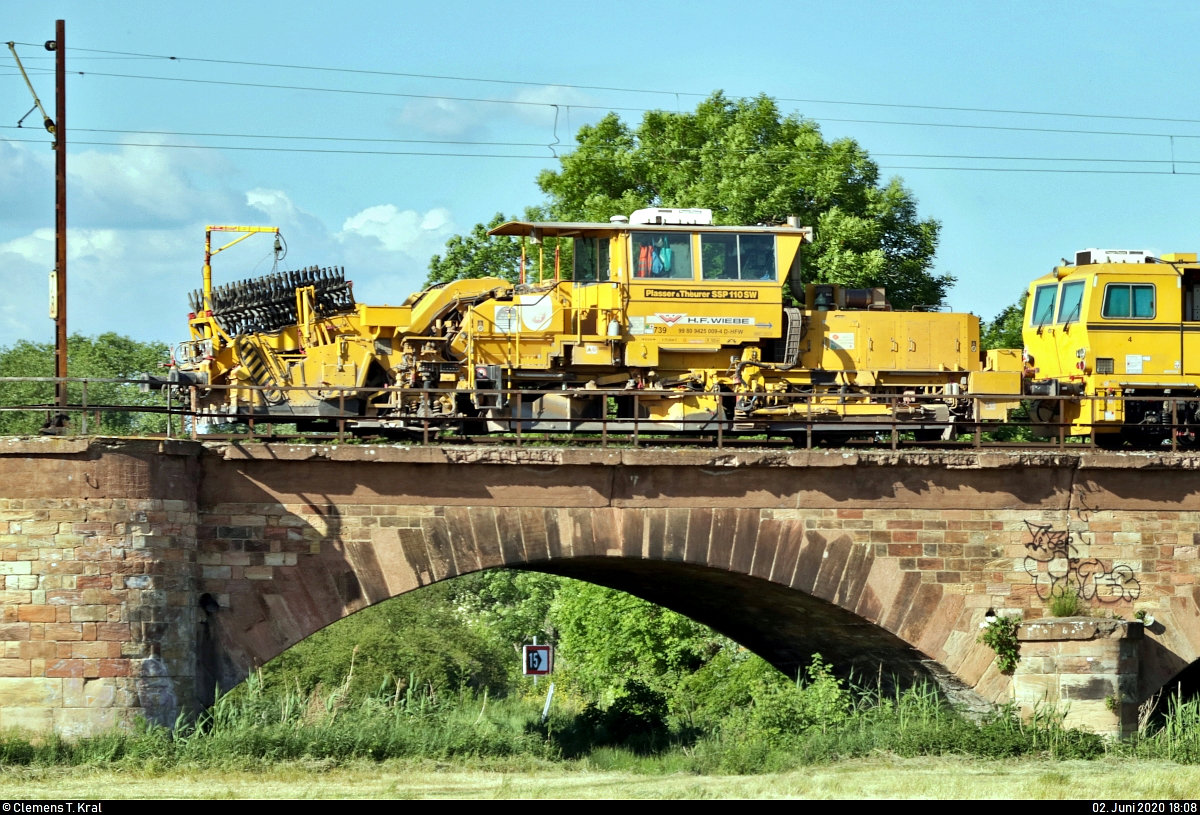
left=429, top=92, right=951, bottom=309
left=426, top=213, right=524, bottom=287
left=0, top=333, right=169, bottom=436
left=981, top=292, right=1028, bottom=351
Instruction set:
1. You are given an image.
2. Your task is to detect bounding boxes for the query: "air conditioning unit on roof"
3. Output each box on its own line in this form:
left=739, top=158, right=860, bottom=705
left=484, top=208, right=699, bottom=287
left=1075, top=249, right=1156, bottom=265
left=629, top=208, right=713, bottom=226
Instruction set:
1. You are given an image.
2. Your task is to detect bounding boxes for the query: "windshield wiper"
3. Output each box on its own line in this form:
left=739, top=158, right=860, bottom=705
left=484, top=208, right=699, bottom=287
left=1061, top=302, right=1081, bottom=331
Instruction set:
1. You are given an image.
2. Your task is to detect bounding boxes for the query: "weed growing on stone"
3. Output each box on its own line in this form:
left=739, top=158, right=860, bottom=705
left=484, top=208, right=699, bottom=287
left=1047, top=590, right=1086, bottom=618
left=977, top=615, right=1022, bottom=673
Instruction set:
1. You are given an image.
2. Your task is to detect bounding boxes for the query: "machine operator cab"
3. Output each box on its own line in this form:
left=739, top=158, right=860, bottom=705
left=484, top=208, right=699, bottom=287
left=1023, top=248, right=1200, bottom=439
left=487, top=208, right=813, bottom=369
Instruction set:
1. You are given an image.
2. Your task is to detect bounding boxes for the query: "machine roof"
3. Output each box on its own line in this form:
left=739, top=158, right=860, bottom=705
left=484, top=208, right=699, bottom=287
left=488, top=220, right=813, bottom=238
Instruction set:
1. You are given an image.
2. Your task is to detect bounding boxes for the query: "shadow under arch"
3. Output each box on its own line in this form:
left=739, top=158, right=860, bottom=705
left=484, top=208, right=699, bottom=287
left=1138, top=640, right=1200, bottom=723
left=521, top=557, right=936, bottom=689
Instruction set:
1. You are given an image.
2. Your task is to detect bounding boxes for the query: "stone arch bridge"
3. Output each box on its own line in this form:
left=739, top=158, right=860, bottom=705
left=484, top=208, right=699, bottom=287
left=3, top=438, right=1200, bottom=737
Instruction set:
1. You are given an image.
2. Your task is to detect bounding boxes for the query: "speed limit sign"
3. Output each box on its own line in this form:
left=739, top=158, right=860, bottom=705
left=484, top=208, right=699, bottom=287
left=522, top=644, right=553, bottom=676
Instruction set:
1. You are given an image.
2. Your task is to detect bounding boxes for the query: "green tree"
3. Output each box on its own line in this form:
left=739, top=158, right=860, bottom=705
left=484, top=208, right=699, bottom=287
left=449, top=569, right=562, bottom=651
left=549, top=581, right=717, bottom=697
left=431, top=93, right=950, bottom=309
left=425, top=210, right=573, bottom=288
left=981, top=292, right=1028, bottom=351
left=261, top=581, right=511, bottom=698
left=426, top=213, right=522, bottom=287
left=539, top=93, right=947, bottom=308
left=0, top=333, right=170, bottom=436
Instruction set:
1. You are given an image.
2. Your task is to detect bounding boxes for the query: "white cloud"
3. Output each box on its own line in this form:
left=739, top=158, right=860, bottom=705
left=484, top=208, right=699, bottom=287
left=512, top=86, right=599, bottom=130
left=0, top=226, right=127, bottom=265
left=246, top=188, right=301, bottom=222
left=339, top=204, right=455, bottom=254
left=0, top=225, right=193, bottom=347
left=389, top=86, right=601, bottom=142
left=392, top=98, right=490, bottom=139
left=336, top=204, right=457, bottom=305
left=0, top=142, right=459, bottom=346
left=0, top=140, right=52, bottom=226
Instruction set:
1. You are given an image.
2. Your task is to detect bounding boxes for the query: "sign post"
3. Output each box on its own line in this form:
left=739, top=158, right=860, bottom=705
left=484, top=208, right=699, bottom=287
left=522, top=638, right=555, bottom=723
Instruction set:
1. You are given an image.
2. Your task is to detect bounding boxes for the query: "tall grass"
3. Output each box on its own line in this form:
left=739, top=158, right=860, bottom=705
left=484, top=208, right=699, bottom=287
left=1047, top=590, right=1086, bottom=618
left=1, top=663, right=1158, bottom=774
left=0, top=671, right=554, bottom=769
left=676, top=677, right=1106, bottom=774
left=1126, top=686, right=1200, bottom=763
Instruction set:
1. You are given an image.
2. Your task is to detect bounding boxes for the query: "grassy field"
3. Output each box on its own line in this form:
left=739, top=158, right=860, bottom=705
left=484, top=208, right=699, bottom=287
left=2, top=756, right=1198, bottom=799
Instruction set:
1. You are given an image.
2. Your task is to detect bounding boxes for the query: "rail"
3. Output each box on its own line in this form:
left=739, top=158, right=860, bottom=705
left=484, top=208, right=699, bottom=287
left=0, top=376, right=1194, bottom=451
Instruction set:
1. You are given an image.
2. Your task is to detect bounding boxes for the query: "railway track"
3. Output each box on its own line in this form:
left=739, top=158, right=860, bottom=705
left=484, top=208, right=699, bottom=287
left=0, top=379, right=1159, bottom=451
left=1, top=424, right=1105, bottom=451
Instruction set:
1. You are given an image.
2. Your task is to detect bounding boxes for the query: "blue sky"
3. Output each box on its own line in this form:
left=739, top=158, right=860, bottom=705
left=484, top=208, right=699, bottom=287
left=3, top=0, right=1200, bottom=348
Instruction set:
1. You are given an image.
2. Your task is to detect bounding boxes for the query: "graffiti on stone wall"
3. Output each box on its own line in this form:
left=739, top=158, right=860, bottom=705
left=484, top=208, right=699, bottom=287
left=1073, top=489, right=1099, bottom=523
left=1023, top=521, right=1140, bottom=603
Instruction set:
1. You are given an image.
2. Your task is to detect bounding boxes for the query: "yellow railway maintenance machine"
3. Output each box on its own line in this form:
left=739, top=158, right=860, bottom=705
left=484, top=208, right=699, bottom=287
left=172, top=209, right=1023, bottom=440
left=1023, top=248, right=1200, bottom=448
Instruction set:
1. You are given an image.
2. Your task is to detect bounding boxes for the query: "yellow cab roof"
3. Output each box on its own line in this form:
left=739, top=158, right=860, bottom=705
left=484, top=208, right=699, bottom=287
left=1033, top=259, right=1197, bottom=287
left=488, top=220, right=813, bottom=238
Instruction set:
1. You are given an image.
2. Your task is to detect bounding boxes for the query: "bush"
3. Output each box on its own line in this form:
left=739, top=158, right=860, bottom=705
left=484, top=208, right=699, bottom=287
left=747, top=655, right=851, bottom=743
left=978, top=615, right=1022, bottom=673
left=564, top=678, right=671, bottom=754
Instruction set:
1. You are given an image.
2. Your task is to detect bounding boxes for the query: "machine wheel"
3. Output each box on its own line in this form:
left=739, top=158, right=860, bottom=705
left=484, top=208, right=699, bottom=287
left=1092, top=432, right=1125, bottom=450
left=1120, top=424, right=1169, bottom=450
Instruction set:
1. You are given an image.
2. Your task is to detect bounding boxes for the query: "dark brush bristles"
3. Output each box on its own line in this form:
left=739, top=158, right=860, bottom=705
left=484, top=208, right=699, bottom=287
left=192, top=265, right=355, bottom=336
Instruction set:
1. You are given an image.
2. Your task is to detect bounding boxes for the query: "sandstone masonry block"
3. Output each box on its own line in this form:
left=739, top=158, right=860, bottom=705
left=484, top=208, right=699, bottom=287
left=69, top=606, right=108, bottom=623
left=0, top=676, right=63, bottom=706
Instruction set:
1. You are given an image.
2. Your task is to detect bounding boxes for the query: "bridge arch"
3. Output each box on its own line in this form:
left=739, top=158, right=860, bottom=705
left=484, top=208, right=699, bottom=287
left=200, top=499, right=994, bottom=711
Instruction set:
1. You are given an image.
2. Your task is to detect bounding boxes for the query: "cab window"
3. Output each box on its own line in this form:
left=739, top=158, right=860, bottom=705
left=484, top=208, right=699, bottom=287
left=632, top=232, right=693, bottom=279
left=701, top=234, right=738, bottom=279
left=1030, top=284, right=1057, bottom=326
left=739, top=234, right=776, bottom=281
left=1102, top=284, right=1155, bottom=319
left=1057, top=280, right=1085, bottom=324
left=573, top=237, right=610, bottom=283
left=700, top=233, right=777, bottom=281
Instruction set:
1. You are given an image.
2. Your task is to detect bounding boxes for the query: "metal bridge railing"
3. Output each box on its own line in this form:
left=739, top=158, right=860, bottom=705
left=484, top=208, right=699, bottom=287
left=0, top=376, right=1192, bottom=451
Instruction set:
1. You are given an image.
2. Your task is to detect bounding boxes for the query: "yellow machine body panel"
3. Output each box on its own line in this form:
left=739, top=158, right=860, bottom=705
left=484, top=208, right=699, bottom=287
left=1023, top=262, right=1197, bottom=386
left=800, top=309, right=981, bottom=375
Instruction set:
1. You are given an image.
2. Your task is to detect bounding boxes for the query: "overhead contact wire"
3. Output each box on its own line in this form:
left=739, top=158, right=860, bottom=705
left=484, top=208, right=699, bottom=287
left=17, top=64, right=1200, bottom=142
left=24, top=41, right=1200, bottom=128
left=4, top=135, right=1200, bottom=175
